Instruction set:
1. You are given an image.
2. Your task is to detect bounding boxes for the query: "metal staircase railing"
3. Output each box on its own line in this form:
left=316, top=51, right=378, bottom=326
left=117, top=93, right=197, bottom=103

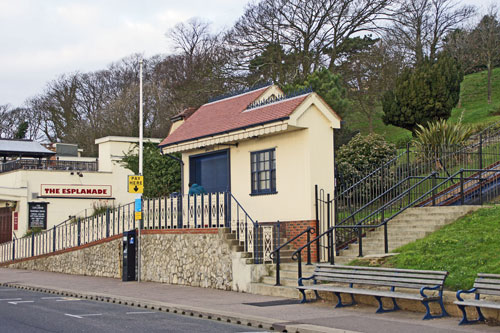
left=295, top=168, right=500, bottom=278
left=333, top=123, right=500, bottom=251
left=0, top=192, right=263, bottom=264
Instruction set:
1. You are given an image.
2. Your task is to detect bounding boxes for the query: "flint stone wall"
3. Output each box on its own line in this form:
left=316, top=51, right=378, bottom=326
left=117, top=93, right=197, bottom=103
left=140, top=230, right=233, bottom=290
left=4, top=229, right=235, bottom=291
left=6, top=237, right=122, bottom=278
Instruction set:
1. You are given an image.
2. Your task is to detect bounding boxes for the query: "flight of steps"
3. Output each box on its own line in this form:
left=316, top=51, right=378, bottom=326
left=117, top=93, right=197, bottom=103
left=250, top=263, right=316, bottom=299
left=334, top=205, right=481, bottom=264
left=249, top=205, right=481, bottom=298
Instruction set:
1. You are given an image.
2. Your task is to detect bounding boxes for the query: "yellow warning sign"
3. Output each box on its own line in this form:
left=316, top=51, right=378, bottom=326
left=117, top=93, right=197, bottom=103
left=135, top=211, right=142, bottom=220
left=128, top=175, right=144, bottom=193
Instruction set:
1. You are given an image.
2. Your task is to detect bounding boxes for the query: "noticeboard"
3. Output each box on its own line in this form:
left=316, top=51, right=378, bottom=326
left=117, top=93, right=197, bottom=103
left=28, top=202, right=48, bottom=229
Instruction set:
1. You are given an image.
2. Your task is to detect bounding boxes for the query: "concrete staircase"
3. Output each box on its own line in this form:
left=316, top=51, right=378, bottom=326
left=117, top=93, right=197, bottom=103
left=249, top=206, right=480, bottom=298
left=334, top=206, right=480, bottom=264
left=250, top=263, right=316, bottom=299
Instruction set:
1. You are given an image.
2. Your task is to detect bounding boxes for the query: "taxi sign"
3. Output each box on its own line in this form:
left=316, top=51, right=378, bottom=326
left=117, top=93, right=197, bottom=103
left=128, top=175, right=144, bottom=193
left=135, top=211, right=142, bottom=220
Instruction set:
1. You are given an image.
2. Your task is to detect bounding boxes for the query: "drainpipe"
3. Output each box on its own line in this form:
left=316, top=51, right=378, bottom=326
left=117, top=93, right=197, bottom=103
left=163, top=152, right=184, bottom=196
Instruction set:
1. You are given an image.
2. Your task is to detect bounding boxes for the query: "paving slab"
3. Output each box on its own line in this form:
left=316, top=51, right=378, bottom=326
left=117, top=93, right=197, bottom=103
left=0, top=268, right=498, bottom=333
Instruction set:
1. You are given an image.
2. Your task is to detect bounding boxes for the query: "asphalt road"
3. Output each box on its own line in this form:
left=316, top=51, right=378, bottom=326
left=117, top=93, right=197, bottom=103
left=0, top=287, right=267, bottom=333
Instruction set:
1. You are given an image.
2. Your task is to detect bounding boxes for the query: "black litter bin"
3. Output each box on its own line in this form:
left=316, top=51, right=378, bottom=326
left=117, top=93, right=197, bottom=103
left=122, top=229, right=136, bottom=281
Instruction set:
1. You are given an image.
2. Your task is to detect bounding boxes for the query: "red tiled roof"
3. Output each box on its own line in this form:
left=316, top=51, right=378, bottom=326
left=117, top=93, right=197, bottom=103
left=160, top=87, right=309, bottom=147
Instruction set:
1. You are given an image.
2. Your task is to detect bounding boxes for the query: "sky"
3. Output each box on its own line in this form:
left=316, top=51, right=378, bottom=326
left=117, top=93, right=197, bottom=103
left=0, top=0, right=495, bottom=107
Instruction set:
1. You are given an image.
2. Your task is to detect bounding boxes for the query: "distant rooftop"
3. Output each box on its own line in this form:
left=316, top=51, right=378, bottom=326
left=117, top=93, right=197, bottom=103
left=0, top=139, right=56, bottom=158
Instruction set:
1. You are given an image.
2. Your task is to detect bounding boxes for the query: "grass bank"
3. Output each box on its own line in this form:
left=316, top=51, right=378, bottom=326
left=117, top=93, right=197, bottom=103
left=352, top=205, right=500, bottom=291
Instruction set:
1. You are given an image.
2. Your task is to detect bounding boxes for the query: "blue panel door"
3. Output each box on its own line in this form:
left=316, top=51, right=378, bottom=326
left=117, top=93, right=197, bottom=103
left=189, top=150, right=229, bottom=193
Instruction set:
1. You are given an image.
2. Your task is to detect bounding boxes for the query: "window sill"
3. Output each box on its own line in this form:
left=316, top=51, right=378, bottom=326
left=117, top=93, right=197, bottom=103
left=250, top=191, right=278, bottom=196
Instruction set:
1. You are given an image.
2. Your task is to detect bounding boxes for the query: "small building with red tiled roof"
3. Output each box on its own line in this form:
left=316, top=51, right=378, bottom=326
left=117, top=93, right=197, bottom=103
left=160, top=84, right=341, bottom=248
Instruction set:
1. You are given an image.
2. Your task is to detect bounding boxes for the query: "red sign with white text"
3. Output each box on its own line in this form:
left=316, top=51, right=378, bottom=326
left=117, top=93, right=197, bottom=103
left=40, top=184, right=112, bottom=198
left=13, top=212, right=18, bottom=231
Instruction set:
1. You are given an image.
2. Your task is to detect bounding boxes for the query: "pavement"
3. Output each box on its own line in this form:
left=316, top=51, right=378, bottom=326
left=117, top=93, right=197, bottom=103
left=0, top=268, right=498, bottom=333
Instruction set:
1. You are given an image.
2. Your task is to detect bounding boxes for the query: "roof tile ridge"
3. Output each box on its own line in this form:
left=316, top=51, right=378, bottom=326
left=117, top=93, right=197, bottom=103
left=202, top=85, right=272, bottom=107
left=243, top=91, right=311, bottom=113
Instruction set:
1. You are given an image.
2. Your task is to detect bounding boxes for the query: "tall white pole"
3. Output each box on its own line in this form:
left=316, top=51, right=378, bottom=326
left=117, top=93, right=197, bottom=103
left=138, top=58, right=143, bottom=283
left=139, top=59, right=144, bottom=176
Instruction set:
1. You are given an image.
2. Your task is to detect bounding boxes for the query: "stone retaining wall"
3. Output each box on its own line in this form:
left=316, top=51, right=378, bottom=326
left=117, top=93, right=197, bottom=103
left=5, top=235, right=122, bottom=278
left=140, top=229, right=233, bottom=290
left=3, top=229, right=238, bottom=291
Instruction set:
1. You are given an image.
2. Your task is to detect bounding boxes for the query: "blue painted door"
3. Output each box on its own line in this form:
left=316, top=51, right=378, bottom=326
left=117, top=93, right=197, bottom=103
left=189, top=150, right=229, bottom=193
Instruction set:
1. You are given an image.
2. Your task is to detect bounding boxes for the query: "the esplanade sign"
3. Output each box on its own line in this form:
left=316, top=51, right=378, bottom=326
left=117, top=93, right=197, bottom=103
left=40, top=184, right=113, bottom=198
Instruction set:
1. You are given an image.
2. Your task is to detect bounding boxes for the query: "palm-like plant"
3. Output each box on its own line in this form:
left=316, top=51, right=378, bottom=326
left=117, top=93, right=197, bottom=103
left=413, top=119, right=474, bottom=159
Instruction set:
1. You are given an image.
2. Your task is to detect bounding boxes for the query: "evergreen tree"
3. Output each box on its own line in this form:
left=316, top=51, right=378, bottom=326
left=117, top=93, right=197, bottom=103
left=382, top=54, right=463, bottom=134
left=283, top=68, right=350, bottom=118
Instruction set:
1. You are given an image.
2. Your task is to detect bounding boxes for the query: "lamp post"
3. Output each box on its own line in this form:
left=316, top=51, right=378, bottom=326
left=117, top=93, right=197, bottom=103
left=138, top=58, right=144, bottom=283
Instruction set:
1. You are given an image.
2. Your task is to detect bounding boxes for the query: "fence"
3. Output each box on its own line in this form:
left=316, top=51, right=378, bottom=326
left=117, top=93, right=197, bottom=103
left=0, top=192, right=269, bottom=264
left=0, top=159, right=98, bottom=174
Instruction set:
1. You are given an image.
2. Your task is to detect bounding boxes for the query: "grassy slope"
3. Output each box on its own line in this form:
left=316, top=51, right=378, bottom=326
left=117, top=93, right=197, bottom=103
left=347, top=67, right=500, bottom=144
left=369, top=206, right=500, bottom=291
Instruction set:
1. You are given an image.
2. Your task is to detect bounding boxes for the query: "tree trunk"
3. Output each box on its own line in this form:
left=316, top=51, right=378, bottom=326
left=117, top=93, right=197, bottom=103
left=487, top=56, right=492, bottom=104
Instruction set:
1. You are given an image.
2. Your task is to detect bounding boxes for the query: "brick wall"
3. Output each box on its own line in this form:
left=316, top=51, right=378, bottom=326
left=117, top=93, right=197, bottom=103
left=280, top=220, right=318, bottom=262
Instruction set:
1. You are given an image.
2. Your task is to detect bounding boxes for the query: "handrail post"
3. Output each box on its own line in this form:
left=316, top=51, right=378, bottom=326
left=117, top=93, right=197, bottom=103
left=106, top=209, right=110, bottom=237
left=53, top=227, right=56, bottom=252
left=31, top=233, right=35, bottom=257
left=479, top=134, right=483, bottom=205
left=297, top=252, right=302, bottom=280
left=326, top=193, right=331, bottom=263
left=460, top=170, right=464, bottom=205
left=314, top=185, right=320, bottom=263
left=306, top=228, right=312, bottom=265
left=384, top=223, right=388, bottom=254
left=432, top=172, right=437, bottom=206
left=254, top=221, right=259, bottom=264
left=275, top=220, right=281, bottom=286
left=330, top=228, right=335, bottom=265
left=77, top=218, right=81, bottom=246
left=12, top=239, right=15, bottom=261
left=358, top=227, right=363, bottom=257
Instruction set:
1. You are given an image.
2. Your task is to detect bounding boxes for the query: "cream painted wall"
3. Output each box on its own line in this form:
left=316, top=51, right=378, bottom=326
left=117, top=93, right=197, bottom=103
left=180, top=104, right=336, bottom=223
left=0, top=136, right=161, bottom=239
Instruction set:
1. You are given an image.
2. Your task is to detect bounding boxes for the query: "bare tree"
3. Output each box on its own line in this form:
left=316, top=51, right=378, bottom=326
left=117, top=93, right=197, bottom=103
left=228, top=0, right=391, bottom=83
left=386, top=0, right=475, bottom=64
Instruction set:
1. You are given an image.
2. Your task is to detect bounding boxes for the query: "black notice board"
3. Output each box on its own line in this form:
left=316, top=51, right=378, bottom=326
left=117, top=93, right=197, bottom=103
left=28, top=202, right=48, bottom=229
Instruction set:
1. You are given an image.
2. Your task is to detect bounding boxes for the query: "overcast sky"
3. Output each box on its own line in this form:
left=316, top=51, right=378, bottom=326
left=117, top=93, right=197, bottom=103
left=0, top=0, right=494, bottom=107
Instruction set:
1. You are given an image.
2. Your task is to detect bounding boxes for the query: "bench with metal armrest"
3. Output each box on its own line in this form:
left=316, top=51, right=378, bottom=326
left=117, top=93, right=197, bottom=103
left=455, top=273, right=500, bottom=325
left=297, top=264, right=449, bottom=320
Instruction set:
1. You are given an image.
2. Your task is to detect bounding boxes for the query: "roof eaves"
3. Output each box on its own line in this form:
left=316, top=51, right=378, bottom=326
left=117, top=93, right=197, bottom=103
left=159, top=116, right=290, bottom=149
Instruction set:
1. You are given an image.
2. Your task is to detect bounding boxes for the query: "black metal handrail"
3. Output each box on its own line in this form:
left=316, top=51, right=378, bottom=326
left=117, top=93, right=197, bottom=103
left=269, top=224, right=315, bottom=286
left=294, top=167, right=500, bottom=280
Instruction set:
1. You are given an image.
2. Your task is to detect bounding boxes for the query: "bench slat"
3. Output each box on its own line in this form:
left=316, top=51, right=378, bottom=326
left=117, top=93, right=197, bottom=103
left=310, top=276, right=439, bottom=290
left=315, top=267, right=444, bottom=280
left=478, top=273, right=500, bottom=279
left=454, top=299, right=500, bottom=310
left=297, top=285, right=438, bottom=301
left=474, top=278, right=500, bottom=285
left=316, top=264, right=447, bottom=276
left=314, top=271, right=444, bottom=286
left=473, top=282, right=500, bottom=291
left=474, top=288, right=500, bottom=296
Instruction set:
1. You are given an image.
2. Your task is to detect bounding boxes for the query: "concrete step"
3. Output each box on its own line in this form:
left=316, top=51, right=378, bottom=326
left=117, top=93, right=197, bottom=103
left=268, top=267, right=316, bottom=280
left=250, top=283, right=302, bottom=299
left=276, top=263, right=317, bottom=274
left=261, top=276, right=306, bottom=287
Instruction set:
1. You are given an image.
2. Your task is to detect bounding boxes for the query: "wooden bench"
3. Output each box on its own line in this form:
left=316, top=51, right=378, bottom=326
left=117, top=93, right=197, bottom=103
left=297, top=264, right=449, bottom=320
left=455, top=273, right=500, bottom=325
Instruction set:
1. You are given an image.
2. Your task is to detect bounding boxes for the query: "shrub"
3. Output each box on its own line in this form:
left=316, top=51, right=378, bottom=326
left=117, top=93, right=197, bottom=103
left=336, top=133, right=397, bottom=186
left=413, top=119, right=474, bottom=158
